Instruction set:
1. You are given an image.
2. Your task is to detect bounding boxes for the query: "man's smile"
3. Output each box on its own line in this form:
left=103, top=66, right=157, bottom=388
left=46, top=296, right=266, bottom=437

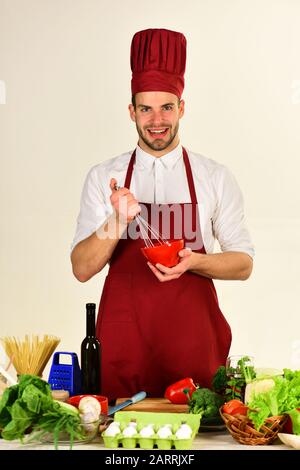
left=147, top=127, right=169, bottom=138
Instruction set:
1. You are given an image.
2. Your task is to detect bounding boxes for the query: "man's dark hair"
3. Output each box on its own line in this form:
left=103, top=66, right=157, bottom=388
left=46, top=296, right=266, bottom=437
left=131, top=95, right=181, bottom=109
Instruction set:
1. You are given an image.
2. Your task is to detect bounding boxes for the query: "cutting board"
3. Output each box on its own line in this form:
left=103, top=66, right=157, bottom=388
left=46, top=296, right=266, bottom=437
left=115, top=397, right=188, bottom=413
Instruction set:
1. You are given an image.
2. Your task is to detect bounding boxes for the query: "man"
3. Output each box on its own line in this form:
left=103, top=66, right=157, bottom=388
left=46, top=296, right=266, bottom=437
left=71, top=29, right=254, bottom=400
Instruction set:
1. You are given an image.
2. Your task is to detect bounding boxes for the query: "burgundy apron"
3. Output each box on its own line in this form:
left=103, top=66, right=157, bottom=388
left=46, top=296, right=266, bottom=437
left=96, top=148, right=231, bottom=400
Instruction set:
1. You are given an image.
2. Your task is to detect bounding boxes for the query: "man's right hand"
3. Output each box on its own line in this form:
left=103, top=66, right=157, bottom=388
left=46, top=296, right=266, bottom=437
left=110, top=178, right=141, bottom=223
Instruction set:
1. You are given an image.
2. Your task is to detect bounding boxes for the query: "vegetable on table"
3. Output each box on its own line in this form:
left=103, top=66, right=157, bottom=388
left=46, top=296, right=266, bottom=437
left=211, top=365, right=227, bottom=395
left=247, top=369, right=300, bottom=431
left=222, top=399, right=248, bottom=416
left=287, top=408, right=300, bottom=435
left=0, top=374, right=56, bottom=440
left=230, top=404, right=248, bottom=416
left=164, top=377, right=197, bottom=404
left=187, top=387, right=224, bottom=418
left=0, top=374, right=98, bottom=449
left=78, top=396, right=101, bottom=433
left=30, top=402, right=83, bottom=449
left=55, top=400, right=80, bottom=416
left=78, top=396, right=101, bottom=419
left=244, top=378, right=275, bottom=404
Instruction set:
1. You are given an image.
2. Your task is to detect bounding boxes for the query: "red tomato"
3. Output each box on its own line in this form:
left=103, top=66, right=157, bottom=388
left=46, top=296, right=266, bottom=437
left=223, top=399, right=244, bottom=415
left=231, top=405, right=248, bottom=416
left=282, top=408, right=300, bottom=434
left=283, top=417, right=293, bottom=434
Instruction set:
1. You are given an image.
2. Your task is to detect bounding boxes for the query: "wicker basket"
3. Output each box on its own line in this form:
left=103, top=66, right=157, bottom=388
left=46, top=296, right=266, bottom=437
left=219, top=407, right=288, bottom=445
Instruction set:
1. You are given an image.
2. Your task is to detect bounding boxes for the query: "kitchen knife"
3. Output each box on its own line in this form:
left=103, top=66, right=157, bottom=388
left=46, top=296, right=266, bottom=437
left=107, top=391, right=147, bottom=416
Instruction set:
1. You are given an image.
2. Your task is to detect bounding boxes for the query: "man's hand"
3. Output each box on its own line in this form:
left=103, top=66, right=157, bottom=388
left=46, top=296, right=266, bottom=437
left=147, top=249, right=253, bottom=282
left=110, top=178, right=141, bottom=223
left=147, top=248, right=193, bottom=282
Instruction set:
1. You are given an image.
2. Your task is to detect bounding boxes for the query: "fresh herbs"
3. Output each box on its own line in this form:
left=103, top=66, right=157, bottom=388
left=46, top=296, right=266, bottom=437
left=212, top=356, right=256, bottom=401
left=211, top=366, right=227, bottom=395
left=30, top=405, right=83, bottom=450
left=238, top=356, right=256, bottom=384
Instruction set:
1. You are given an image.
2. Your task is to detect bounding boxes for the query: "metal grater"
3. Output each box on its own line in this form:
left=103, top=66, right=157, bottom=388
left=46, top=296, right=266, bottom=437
left=48, top=352, right=81, bottom=396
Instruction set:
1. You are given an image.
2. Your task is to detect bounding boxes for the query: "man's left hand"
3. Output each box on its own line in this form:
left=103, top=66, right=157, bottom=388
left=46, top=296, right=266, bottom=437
left=147, top=248, right=194, bottom=282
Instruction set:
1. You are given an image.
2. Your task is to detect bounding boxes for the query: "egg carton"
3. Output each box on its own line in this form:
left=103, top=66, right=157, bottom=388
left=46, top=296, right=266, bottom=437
left=101, top=411, right=201, bottom=450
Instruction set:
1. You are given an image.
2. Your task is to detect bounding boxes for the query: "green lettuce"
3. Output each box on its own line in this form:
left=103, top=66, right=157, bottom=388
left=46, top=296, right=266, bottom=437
left=247, top=372, right=300, bottom=431
left=0, top=384, right=19, bottom=428
left=0, top=374, right=85, bottom=447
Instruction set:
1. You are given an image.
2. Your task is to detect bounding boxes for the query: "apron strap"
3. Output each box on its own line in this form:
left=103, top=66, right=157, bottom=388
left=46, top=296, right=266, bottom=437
left=124, top=149, right=136, bottom=189
left=124, top=147, right=198, bottom=204
left=182, top=147, right=198, bottom=205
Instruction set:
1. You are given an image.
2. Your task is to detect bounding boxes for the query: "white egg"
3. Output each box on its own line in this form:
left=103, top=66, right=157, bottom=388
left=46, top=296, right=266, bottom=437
left=139, top=424, right=155, bottom=438
left=104, top=423, right=121, bottom=437
left=157, top=424, right=173, bottom=439
left=175, top=424, right=192, bottom=439
left=122, top=422, right=137, bottom=437
left=108, top=421, right=121, bottom=428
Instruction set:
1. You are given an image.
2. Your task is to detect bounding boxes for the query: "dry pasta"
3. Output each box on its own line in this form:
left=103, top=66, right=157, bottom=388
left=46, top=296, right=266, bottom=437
left=0, top=335, right=60, bottom=377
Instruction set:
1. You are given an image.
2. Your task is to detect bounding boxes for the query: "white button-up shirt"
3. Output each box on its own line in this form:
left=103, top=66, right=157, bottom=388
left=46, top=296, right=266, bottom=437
left=71, top=144, right=254, bottom=258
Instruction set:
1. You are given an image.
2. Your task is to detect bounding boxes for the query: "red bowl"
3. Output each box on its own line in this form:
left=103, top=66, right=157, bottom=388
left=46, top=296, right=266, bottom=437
left=141, top=239, right=184, bottom=268
left=67, top=394, right=108, bottom=415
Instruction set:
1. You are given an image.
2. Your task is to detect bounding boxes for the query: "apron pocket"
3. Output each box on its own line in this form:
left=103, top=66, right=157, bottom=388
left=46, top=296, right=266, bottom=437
left=100, top=272, right=134, bottom=323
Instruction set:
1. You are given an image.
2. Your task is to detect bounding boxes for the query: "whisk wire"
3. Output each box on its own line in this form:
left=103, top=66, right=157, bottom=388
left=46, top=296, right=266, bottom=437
left=136, top=216, right=154, bottom=248
left=136, top=214, right=169, bottom=246
left=113, top=183, right=169, bottom=247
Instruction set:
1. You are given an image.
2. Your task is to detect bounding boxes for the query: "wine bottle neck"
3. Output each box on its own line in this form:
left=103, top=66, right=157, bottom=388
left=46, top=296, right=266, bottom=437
left=86, top=310, right=96, bottom=337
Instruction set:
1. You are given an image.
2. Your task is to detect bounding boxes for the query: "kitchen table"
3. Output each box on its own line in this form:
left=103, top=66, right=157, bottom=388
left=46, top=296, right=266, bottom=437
left=0, top=431, right=291, bottom=450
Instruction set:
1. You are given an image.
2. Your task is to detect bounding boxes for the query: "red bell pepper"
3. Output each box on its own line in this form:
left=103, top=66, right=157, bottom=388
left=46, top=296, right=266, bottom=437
left=164, top=378, right=197, bottom=404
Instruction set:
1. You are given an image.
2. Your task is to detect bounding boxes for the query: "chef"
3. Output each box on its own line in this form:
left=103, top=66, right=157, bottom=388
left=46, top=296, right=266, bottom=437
left=71, top=28, right=254, bottom=400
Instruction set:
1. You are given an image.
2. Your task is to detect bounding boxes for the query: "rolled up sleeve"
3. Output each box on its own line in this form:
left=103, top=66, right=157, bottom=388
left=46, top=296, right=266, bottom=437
left=212, top=166, right=255, bottom=258
left=71, top=166, right=110, bottom=252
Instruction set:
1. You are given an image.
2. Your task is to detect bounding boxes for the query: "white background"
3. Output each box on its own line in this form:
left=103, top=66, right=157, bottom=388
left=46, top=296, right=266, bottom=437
left=1, top=0, right=300, bottom=379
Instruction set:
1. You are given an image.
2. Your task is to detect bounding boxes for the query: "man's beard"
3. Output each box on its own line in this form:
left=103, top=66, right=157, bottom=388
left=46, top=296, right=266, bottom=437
left=136, top=122, right=179, bottom=152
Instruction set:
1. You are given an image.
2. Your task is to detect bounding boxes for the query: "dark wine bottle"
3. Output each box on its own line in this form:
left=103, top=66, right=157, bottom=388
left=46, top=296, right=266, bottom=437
left=81, top=303, right=101, bottom=394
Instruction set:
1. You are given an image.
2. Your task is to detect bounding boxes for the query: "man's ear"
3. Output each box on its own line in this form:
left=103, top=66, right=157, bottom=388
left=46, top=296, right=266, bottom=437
left=179, top=99, right=185, bottom=119
left=128, top=104, right=136, bottom=122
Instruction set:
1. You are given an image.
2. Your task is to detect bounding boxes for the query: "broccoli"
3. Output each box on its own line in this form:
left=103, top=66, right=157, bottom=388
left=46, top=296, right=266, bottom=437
left=188, top=388, right=225, bottom=418
left=212, top=366, right=227, bottom=394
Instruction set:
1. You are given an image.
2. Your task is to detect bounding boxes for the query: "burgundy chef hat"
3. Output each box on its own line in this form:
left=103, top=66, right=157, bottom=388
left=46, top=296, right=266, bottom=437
left=130, top=28, right=187, bottom=99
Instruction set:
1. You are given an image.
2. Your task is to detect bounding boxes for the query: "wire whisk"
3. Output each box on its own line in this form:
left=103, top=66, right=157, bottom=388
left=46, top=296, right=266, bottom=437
left=135, top=214, right=170, bottom=248
left=114, top=183, right=170, bottom=248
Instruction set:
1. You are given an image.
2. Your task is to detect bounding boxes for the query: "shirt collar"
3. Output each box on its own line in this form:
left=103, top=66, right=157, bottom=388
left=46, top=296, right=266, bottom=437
left=136, top=144, right=183, bottom=169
